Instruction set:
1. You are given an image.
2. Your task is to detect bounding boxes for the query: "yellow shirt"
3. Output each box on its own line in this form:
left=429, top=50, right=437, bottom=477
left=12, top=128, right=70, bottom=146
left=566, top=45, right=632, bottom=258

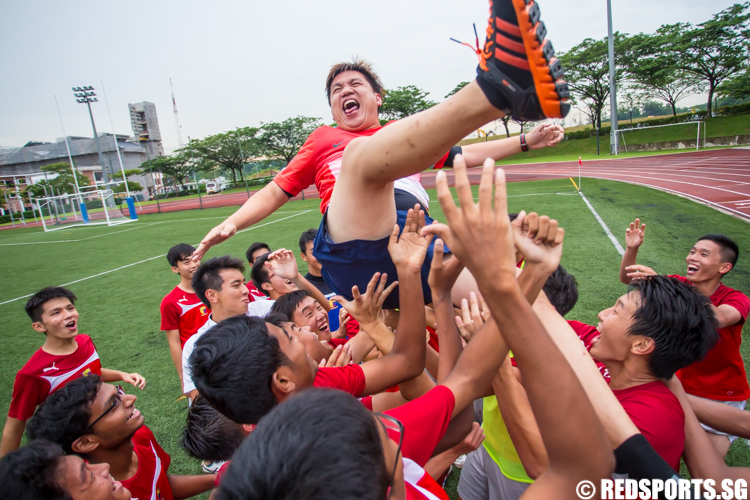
left=481, top=395, right=534, bottom=483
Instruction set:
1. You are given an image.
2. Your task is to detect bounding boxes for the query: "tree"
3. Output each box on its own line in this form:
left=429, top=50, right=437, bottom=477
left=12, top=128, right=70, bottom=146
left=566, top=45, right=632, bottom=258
left=188, top=127, right=260, bottom=183
left=380, top=85, right=437, bottom=122
left=142, top=154, right=194, bottom=191
left=445, top=82, right=470, bottom=99
left=257, top=117, right=321, bottom=166
left=499, top=116, right=512, bottom=138
left=621, top=33, right=703, bottom=117
left=558, top=35, right=626, bottom=129
left=112, top=169, right=143, bottom=195
left=26, top=162, right=90, bottom=198
left=717, top=70, right=750, bottom=100
left=660, top=4, right=750, bottom=118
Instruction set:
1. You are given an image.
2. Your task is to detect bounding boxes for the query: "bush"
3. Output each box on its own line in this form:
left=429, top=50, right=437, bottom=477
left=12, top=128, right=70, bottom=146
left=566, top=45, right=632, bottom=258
left=715, top=102, right=750, bottom=117
left=85, top=199, right=103, bottom=209
left=564, top=111, right=713, bottom=141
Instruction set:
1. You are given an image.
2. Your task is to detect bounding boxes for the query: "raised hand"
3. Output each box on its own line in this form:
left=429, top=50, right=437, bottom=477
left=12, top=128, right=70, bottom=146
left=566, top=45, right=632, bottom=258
left=122, top=372, right=146, bottom=390
left=421, top=155, right=516, bottom=288
left=320, top=344, right=352, bottom=368
left=388, top=206, right=433, bottom=274
left=624, top=264, right=657, bottom=280
left=511, top=211, right=565, bottom=274
left=331, top=308, right=351, bottom=339
left=427, top=238, right=465, bottom=304
left=332, top=272, right=398, bottom=328
left=625, top=219, right=646, bottom=249
left=455, top=291, right=490, bottom=343
left=192, top=221, right=238, bottom=261
left=264, top=249, right=299, bottom=280
left=526, top=122, right=565, bottom=150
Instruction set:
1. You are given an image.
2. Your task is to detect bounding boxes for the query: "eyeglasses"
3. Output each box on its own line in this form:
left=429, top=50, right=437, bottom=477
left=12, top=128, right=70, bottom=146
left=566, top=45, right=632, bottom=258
left=81, top=385, right=124, bottom=435
left=375, top=413, right=404, bottom=500
left=263, top=272, right=275, bottom=284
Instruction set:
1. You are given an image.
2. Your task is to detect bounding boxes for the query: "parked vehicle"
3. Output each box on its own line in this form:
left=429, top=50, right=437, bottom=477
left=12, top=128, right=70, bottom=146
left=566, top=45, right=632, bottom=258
left=206, top=182, right=222, bottom=194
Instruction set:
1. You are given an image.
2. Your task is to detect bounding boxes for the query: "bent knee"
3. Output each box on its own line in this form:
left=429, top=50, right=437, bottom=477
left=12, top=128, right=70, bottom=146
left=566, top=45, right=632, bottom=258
left=340, top=136, right=375, bottom=180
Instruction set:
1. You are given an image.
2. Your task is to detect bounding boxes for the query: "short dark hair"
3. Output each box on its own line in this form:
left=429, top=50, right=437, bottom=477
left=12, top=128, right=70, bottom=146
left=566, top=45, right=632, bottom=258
left=245, top=242, right=270, bottom=265
left=299, top=229, right=317, bottom=254
left=27, top=376, right=101, bottom=454
left=0, top=440, right=71, bottom=500
left=325, top=59, right=385, bottom=113
left=696, top=234, right=739, bottom=271
left=271, top=290, right=313, bottom=321
left=217, top=389, right=388, bottom=500
left=24, top=287, right=77, bottom=323
left=182, top=396, right=246, bottom=462
left=542, top=265, right=579, bottom=316
left=250, top=254, right=272, bottom=296
left=190, top=315, right=288, bottom=424
left=628, top=276, right=718, bottom=379
left=192, top=256, right=246, bottom=307
left=167, top=243, right=196, bottom=267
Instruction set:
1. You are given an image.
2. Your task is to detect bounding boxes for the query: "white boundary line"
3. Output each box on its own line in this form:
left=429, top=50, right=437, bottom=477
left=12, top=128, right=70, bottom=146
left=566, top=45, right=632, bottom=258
left=0, top=210, right=313, bottom=307
left=577, top=191, right=625, bottom=256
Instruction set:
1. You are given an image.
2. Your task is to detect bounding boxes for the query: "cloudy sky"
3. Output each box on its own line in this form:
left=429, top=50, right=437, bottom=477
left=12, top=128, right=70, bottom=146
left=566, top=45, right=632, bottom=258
left=0, top=0, right=737, bottom=152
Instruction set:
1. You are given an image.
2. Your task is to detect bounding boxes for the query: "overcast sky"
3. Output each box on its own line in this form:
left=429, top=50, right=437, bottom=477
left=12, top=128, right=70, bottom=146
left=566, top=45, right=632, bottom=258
left=0, top=0, right=737, bottom=153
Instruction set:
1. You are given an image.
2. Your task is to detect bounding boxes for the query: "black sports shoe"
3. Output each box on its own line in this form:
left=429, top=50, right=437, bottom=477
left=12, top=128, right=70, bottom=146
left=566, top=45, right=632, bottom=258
left=476, top=0, right=570, bottom=120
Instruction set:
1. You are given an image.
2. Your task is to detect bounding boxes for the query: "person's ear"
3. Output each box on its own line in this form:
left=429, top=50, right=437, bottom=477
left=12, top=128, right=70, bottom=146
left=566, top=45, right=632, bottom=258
left=31, top=321, right=47, bottom=334
left=375, top=93, right=383, bottom=107
left=261, top=281, right=274, bottom=293
left=719, top=262, right=733, bottom=275
left=631, top=336, right=655, bottom=356
left=300, top=252, right=309, bottom=263
left=205, top=288, right=220, bottom=305
left=271, top=368, right=296, bottom=402
left=171, top=266, right=180, bottom=275
left=71, top=435, right=101, bottom=455
left=241, top=423, right=255, bottom=435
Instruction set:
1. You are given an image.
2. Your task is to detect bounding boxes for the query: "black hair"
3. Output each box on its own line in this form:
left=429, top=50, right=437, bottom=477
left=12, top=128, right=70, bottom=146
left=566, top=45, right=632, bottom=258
left=192, top=255, right=246, bottom=307
left=696, top=234, right=739, bottom=272
left=167, top=243, right=196, bottom=267
left=542, top=265, right=579, bottom=317
left=0, top=440, right=71, bottom=500
left=270, top=290, right=314, bottom=321
left=26, top=376, right=101, bottom=454
left=628, top=276, right=718, bottom=379
left=217, top=389, right=388, bottom=500
left=245, top=242, right=271, bottom=265
left=24, top=287, right=77, bottom=323
left=264, top=311, right=289, bottom=329
left=508, top=213, right=519, bottom=222
left=299, top=228, right=317, bottom=254
left=250, top=254, right=272, bottom=296
left=182, top=396, right=246, bottom=462
left=190, top=315, right=288, bottom=425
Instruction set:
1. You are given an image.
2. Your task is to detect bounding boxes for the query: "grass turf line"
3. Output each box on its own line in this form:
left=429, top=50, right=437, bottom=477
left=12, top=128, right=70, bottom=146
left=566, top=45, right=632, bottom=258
left=0, top=179, right=748, bottom=499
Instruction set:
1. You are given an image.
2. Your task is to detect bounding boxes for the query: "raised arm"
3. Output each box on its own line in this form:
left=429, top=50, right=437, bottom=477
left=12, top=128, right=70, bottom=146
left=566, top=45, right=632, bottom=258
left=461, top=123, right=564, bottom=167
left=264, top=249, right=331, bottom=311
left=192, top=182, right=289, bottom=260
left=619, top=218, right=646, bottom=285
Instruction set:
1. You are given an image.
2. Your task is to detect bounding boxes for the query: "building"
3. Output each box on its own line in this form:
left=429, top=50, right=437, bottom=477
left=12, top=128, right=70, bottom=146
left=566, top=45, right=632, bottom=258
left=129, top=101, right=164, bottom=158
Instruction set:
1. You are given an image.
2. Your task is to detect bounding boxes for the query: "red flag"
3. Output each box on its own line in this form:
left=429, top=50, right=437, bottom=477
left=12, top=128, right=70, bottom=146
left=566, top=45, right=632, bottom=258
left=578, top=156, right=582, bottom=166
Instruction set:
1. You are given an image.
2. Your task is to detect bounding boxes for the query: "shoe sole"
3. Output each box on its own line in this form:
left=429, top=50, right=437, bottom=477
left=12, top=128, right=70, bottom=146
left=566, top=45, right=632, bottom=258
left=512, top=0, right=570, bottom=118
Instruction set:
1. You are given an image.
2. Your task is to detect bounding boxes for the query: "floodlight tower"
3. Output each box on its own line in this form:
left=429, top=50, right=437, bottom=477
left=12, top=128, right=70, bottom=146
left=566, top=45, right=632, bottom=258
left=72, top=86, right=110, bottom=182
left=170, top=78, right=184, bottom=148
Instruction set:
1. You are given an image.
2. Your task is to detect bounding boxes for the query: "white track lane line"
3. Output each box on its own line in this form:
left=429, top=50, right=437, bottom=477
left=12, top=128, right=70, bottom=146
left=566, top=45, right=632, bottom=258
left=0, top=210, right=313, bottom=307
left=577, top=191, right=624, bottom=256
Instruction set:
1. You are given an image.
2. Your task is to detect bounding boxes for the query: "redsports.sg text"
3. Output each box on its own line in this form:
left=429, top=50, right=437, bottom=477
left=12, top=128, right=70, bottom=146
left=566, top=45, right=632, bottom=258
left=576, top=478, right=748, bottom=500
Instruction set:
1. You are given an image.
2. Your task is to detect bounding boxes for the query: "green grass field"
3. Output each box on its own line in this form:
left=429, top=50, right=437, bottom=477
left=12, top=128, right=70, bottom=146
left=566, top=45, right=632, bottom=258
left=1, top=177, right=749, bottom=498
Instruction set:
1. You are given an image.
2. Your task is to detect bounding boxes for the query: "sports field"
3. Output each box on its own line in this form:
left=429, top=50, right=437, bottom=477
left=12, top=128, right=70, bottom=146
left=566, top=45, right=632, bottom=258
left=1, top=177, right=749, bottom=498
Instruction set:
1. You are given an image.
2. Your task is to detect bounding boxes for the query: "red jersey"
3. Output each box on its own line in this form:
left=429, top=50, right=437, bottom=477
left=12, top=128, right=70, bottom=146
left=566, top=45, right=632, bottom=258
left=160, top=286, right=210, bottom=348
left=8, top=334, right=102, bottom=420
left=568, top=320, right=611, bottom=383
left=313, top=364, right=366, bottom=396
left=385, top=385, right=455, bottom=500
left=247, top=281, right=268, bottom=302
left=121, top=426, right=173, bottom=500
left=613, top=381, right=685, bottom=472
left=671, top=276, right=750, bottom=401
left=273, top=124, right=450, bottom=214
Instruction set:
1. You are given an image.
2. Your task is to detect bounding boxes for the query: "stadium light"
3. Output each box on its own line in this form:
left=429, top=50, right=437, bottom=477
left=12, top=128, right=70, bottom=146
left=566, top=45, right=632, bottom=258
left=72, top=85, right=110, bottom=184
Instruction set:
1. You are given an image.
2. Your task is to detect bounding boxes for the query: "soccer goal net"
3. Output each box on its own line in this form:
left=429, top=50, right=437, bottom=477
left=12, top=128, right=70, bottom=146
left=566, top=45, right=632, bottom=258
left=33, top=189, right=134, bottom=232
left=616, top=121, right=706, bottom=154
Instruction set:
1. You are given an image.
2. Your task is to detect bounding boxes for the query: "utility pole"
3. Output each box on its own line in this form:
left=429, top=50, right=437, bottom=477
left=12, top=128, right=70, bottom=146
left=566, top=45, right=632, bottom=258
left=606, top=0, right=619, bottom=155
left=73, top=86, right=112, bottom=182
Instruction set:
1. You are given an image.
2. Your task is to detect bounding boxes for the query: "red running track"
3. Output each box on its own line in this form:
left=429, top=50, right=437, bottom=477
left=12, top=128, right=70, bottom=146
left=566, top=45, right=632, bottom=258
left=5, top=148, right=748, bottom=230
left=420, top=148, right=750, bottom=221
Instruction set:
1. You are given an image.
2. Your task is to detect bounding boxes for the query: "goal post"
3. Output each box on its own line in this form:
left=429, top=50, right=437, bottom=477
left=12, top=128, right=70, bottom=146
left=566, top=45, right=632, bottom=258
left=34, top=189, right=136, bottom=232
left=616, top=121, right=705, bottom=154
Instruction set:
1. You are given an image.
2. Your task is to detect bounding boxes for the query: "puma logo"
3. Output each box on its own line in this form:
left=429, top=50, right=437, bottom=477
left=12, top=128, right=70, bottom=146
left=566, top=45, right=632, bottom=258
left=332, top=141, right=343, bottom=148
left=178, top=296, right=188, bottom=303
left=43, top=362, right=59, bottom=373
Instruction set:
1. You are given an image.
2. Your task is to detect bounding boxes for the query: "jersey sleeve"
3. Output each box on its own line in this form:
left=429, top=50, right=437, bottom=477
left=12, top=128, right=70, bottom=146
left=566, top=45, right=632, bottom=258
left=384, top=385, right=455, bottom=466
left=8, top=373, right=48, bottom=420
left=160, top=296, right=180, bottom=331
left=313, top=365, right=366, bottom=397
left=272, top=132, right=318, bottom=197
left=720, top=290, right=750, bottom=325
left=433, top=146, right=462, bottom=170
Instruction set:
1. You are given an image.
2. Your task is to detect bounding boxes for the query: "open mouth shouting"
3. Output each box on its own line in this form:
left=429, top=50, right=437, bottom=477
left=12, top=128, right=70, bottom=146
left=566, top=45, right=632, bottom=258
left=687, top=263, right=700, bottom=276
left=65, top=320, right=77, bottom=332
left=126, top=407, right=140, bottom=422
left=343, top=98, right=360, bottom=116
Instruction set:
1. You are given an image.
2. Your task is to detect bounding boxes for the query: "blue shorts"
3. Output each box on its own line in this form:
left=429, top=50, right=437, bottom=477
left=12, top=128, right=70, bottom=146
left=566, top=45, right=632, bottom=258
left=313, top=209, right=444, bottom=310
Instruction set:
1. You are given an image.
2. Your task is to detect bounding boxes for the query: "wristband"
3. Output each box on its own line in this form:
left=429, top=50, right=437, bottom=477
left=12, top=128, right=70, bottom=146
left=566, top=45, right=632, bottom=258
left=520, top=133, right=529, bottom=152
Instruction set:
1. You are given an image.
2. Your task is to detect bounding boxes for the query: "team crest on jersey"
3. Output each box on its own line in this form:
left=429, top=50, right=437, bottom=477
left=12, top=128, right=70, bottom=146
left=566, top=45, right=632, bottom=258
left=199, top=305, right=208, bottom=316
left=156, top=488, right=165, bottom=500
left=82, top=368, right=92, bottom=377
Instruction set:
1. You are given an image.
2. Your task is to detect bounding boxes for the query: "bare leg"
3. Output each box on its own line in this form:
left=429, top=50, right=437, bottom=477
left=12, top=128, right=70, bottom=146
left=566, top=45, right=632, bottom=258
left=327, top=81, right=503, bottom=243
left=706, top=431, right=732, bottom=457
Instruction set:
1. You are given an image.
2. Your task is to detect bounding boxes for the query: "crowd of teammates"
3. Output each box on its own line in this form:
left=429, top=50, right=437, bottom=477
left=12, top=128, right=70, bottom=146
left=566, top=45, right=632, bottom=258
left=2, top=0, right=750, bottom=498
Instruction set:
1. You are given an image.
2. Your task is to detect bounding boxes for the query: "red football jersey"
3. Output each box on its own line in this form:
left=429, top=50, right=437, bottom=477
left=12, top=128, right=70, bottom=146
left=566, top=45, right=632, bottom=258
left=121, top=426, right=173, bottom=500
left=247, top=281, right=268, bottom=302
left=385, top=385, right=455, bottom=500
left=8, top=334, right=102, bottom=420
left=160, top=286, right=210, bottom=348
left=313, top=364, right=366, bottom=396
left=568, top=320, right=611, bottom=383
left=671, top=276, right=750, bottom=401
left=613, top=381, right=685, bottom=472
left=273, top=124, right=450, bottom=214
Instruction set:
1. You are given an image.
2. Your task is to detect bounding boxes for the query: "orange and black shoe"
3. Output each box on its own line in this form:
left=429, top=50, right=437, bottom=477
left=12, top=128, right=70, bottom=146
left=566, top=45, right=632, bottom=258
left=476, top=0, right=570, bottom=120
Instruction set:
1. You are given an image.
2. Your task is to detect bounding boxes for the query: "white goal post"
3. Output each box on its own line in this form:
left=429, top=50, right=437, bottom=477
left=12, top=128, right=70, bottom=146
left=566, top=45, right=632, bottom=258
left=616, top=121, right=706, bottom=153
left=32, top=189, right=135, bottom=232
